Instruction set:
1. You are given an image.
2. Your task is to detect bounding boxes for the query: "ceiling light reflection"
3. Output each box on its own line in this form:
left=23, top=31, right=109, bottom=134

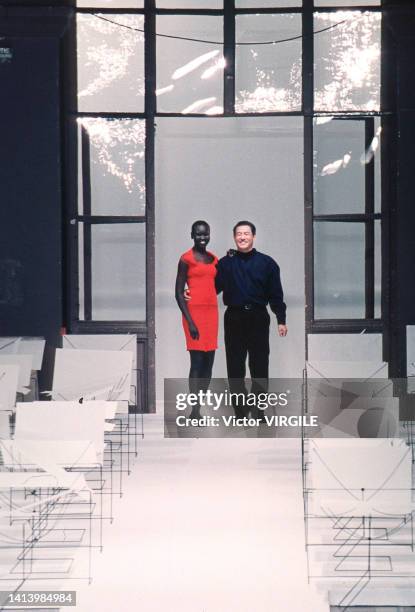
left=156, top=85, right=175, bottom=97
left=321, top=152, right=352, bottom=176
left=315, top=117, right=333, bottom=126
left=205, top=106, right=224, bottom=115
left=201, top=58, right=226, bottom=80
left=181, top=97, right=217, bottom=114
left=361, top=126, right=382, bottom=164
left=172, top=50, right=220, bottom=80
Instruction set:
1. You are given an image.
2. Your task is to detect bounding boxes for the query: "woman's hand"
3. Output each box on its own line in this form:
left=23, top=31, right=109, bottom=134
left=189, top=321, right=199, bottom=340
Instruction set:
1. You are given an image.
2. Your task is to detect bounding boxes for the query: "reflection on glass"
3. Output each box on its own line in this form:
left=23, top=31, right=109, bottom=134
left=77, top=14, right=144, bottom=112
left=79, top=118, right=146, bottom=215
left=314, top=119, right=366, bottom=214
left=92, top=224, right=146, bottom=320
left=236, top=14, right=302, bottom=113
left=314, top=222, right=365, bottom=319
left=236, top=0, right=301, bottom=6
left=314, top=11, right=381, bottom=111
left=157, top=16, right=223, bottom=114
left=77, top=0, right=143, bottom=6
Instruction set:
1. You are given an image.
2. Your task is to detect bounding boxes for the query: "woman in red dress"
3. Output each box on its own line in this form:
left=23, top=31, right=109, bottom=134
left=175, top=220, right=218, bottom=420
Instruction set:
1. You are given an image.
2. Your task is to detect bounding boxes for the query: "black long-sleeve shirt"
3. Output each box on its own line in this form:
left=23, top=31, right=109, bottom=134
left=215, top=248, right=287, bottom=324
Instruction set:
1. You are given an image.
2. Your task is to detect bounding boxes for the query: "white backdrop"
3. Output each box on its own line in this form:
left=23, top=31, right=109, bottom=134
left=155, top=116, right=304, bottom=399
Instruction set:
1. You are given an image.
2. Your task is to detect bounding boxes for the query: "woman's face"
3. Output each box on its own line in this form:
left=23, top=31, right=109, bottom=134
left=192, top=224, right=210, bottom=249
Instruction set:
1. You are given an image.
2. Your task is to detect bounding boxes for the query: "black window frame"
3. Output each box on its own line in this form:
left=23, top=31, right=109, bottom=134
left=64, top=0, right=387, bottom=411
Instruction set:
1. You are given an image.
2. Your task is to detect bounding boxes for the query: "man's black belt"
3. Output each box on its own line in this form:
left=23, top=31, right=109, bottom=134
left=227, top=304, right=267, bottom=311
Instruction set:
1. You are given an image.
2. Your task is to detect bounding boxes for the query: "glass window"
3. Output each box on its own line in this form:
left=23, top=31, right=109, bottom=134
left=78, top=118, right=146, bottom=216
left=91, top=224, right=146, bottom=320
left=314, top=118, right=366, bottom=215
left=314, top=11, right=381, bottom=112
left=235, top=13, right=302, bottom=113
left=156, top=16, right=223, bottom=114
left=314, top=222, right=365, bottom=319
left=77, top=14, right=145, bottom=112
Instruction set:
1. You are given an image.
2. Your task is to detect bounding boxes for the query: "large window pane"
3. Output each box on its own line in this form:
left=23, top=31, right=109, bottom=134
left=235, top=14, right=302, bottom=113
left=314, top=222, right=365, bottom=319
left=79, top=118, right=146, bottom=215
left=314, top=11, right=381, bottom=111
left=156, top=16, right=223, bottom=114
left=77, top=14, right=144, bottom=112
left=314, top=119, right=365, bottom=215
left=91, top=224, right=146, bottom=320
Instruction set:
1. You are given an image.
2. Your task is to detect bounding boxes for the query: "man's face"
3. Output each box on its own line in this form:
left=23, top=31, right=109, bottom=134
left=234, top=225, right=255, bottom=252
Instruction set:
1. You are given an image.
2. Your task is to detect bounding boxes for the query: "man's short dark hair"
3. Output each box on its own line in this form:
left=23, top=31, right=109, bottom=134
left=233, top=220, right=256, bottom=236
left=191, top=220, right=210, bottom=235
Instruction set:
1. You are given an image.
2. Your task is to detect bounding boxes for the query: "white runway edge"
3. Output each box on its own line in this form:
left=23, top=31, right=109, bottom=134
left=74, top=413, right=328, bottom=612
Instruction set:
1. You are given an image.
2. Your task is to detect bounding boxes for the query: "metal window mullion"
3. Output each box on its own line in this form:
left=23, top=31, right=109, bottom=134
left=313, top=6, right=381, bottom=13
left=77, top=7, right=145, bottom=14
left=380, top=6, right=395, bottom=367
left=305, top=116, right=314, bottom=336
left=75, top=112, right=146, bottom=119
left=313, top=213, right=381, bottom=222
left=144, top=0, right=156, bottom=412
left=304, top=0, right=314, bottom=345
left=62, top=14, right=79, bottom=330
left=223, top=0, right=235, bottom=115
left=77, top=216, right=146, bottom=224
left=81, top=126, right=92, bottom=321
left=365, top=118, right=375, bottom=319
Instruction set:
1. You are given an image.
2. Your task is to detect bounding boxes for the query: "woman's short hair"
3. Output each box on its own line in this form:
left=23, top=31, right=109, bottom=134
left=191, top=220, right=210, bottom=235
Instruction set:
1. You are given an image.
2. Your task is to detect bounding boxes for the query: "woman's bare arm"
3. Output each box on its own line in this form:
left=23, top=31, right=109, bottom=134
left=175, top=259, right=199, bottom=340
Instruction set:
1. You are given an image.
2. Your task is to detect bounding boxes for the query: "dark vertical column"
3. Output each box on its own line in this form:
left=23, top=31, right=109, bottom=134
left=0, top=9, right=72, bottom=389
left=303, top=0, right=314, bottom=354
left=223, top=0, right=235, bottom=115
left=365, top=118, right=375, bottom=320
left=145, top=0, right=156, bottom=412
left=81, top=127, right=92, bottom=321
left=61, top=5, right=78, bottom=332
left=382, top=1, right=415, bottom=378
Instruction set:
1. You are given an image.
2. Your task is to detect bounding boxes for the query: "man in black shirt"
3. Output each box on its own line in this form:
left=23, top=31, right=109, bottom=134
left=215, top=221, right=287, bottom=418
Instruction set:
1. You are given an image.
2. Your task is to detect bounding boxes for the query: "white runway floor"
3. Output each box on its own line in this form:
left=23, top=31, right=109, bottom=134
left=74, top=414, right=328, bottom=612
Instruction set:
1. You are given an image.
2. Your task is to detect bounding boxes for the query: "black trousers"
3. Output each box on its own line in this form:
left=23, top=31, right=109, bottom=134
left=224, top=307, right=270, bottom=418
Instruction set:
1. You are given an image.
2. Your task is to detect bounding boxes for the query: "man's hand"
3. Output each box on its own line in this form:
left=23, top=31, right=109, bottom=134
left=184, top=289, right=191, bottom=301
left=278, top=324, right=288, bottom=337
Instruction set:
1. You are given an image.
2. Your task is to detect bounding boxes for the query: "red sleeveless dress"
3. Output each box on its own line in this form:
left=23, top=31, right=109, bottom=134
left=180, top=248, right=218, bottom=351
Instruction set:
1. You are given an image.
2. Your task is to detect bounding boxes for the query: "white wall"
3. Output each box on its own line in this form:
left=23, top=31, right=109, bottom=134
left=155, top=116, right=304, bottom=399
